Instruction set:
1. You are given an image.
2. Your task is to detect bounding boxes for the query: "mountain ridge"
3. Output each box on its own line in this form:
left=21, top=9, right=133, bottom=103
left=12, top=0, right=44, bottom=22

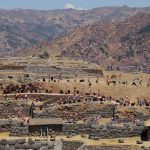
left=0, top=6, right=149, bottom=56
left=32, top=13, right=150, bottom=72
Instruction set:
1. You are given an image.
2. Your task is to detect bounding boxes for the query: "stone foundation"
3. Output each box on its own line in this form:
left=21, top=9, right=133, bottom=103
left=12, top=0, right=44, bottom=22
left=0, top=138, right=54, bottom=150
left=62, top=120, right=144, bottom=139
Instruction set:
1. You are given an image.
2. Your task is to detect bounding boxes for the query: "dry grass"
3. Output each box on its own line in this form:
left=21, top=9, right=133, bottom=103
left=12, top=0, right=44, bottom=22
left=0, top=56, right=149, bottom=102
left=42, top=71, right=150, bottom=102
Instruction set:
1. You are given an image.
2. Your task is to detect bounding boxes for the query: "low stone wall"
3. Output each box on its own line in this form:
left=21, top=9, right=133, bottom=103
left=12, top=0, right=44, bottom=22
left=0, top=100, right=30, bottom=118
left=89, top=122, right=144, bottom=139
left=0, top=138, right=54, bottom=150
left=85, top=105, right=115, bottom=118
left=1, top=119, right=30, bottom=137
left=8, top=119, right=144, bottom=140
left=62, top=120, right=144, bottom=139
left=0, top=139, right=143, bottom=150
left=116, top=116, right=150, bottom=124
left=33, top=104, right=115, bottom=119
left=0, top=119, right=18, bottom=132
left=78, top=145, right=140, bottom=150
left=33, top=110, right=60, bottom=118
left=116, top=107, right=150, bottom=122
left=10, top=125, right=29, bottom=137
left=62, top=140, right=83, bottom=150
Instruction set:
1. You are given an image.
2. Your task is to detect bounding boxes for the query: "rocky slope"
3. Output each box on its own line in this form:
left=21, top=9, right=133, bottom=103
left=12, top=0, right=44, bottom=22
left=0, top=6, right=149, bottom=56
left=41, top=13, right=150, bottom=72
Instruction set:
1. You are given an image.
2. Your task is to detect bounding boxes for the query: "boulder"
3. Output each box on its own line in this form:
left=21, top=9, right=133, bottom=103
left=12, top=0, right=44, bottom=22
left=15, top=143, right=22, bottom=149
left=137, top=140, right=143, bottom=144
left=0, top=145, right=5, bottom=150
left=8, top=140, right=17, bottom=145
left=28, top=138, right=34, bottom=144
left=5, top=144, right=9, bottom=150
left=22, top=143, right=31, bottom=149
left=38, top=51, right=49, bottom=59
left=0, top=139, right=8, bottom=145
left=118, top=139, right=124, bottom=143
left=40, top=146, right=48, bottom=150
left=41, top=141, right=48, bottom=146
left=17, top=138, right=26, bottom=144
left=32, top=143, right=42, bottom=149
left=48, top=142, right=53, bottom=148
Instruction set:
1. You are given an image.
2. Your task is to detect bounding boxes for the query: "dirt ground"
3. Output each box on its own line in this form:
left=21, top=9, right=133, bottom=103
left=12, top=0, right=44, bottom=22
left=0, top=71, right=149, bottom=102
left=41, top=71, right=150, bottom=102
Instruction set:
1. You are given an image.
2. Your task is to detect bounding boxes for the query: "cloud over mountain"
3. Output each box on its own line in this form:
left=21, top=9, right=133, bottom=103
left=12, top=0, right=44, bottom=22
left=64, top=3, right=85, bottom=10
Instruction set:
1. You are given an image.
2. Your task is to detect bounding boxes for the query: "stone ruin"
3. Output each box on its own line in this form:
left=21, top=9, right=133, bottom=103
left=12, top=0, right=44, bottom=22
left=0, top=138, right=55, bottom=150
left=62, top=120, right=144, bottom=139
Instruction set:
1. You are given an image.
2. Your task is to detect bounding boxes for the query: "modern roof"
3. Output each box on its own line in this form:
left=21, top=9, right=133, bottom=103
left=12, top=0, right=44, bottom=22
left=29, top=118, right=63, bottom=126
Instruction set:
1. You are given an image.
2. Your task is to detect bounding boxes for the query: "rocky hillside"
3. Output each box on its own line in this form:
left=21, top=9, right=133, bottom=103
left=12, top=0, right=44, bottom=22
left=42, top=13, right=150, bottom=72
left=0, top=6, right=149, bottom=56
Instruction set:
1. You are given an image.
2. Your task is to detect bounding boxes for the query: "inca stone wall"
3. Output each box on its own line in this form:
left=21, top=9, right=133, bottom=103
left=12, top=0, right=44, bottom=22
left=62, top=120, right=144, bottom=139
left=0, top=138, right=55, bottom=150
left=0, top=119, right=22, bottom=133
left=62, top=140, right=83, bottom=150
left=10, top=125, right=29, bottom=137
left=85, top=105, right=115, bottom=118
left=78, top=145, right=141, bottom=150
left=0, top=100, right=30, bottom=118
left=0, top=139, right=144, bottom=150
left=33, top=104, right=115, bottom=119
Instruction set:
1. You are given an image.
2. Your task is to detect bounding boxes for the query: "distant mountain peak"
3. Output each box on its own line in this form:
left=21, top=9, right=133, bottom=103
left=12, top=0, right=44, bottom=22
left=0, top=6, right=149, bottom=60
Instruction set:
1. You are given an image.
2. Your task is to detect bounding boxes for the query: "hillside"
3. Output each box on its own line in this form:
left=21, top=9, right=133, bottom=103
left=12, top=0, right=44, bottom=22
left=0, top=6, right=149, bottom=56
left=39, top=13, right=150, bottom=73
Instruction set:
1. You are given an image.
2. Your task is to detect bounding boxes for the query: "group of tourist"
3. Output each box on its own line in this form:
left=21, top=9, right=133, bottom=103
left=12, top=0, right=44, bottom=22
left=2, top=83, right=39, bottom=94
left=116, top=97, right=150, bottom=106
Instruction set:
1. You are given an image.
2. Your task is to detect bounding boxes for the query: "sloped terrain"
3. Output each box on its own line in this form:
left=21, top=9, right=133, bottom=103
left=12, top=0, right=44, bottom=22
left=0, top=6, right=149, bottom=56
left=43, top=13, right=150, bottom=72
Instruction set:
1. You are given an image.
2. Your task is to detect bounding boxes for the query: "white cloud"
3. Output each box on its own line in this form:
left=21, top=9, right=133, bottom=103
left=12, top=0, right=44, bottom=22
left=64, top=3, right=75, bottom=9
left=64, top=3, right=87, bottom=10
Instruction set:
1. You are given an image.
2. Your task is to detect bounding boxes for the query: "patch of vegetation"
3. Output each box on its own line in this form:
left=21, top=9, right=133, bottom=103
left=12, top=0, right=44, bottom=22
left=83, top=69, right=104, bottom=76
left=114, top=55, right=123, bottom=62
left=38, top=50, right=49, bottom=59
left=0, top=65, right=26, bottom=70
left=98, top=44, right=108, bottom=56
left=126, top=45, right=135, bottom=58
left=138, top=25, right=150, bottom=34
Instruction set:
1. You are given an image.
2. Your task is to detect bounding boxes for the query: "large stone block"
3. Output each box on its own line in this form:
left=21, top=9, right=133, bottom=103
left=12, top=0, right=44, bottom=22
left=40, top=146, right=48, bottom=150
left=0, top=139, right=8, bottom=145
left=32, top=143, right=42, bottom=149
left=48, top=142, right=53, bottom=148
left=8, top=139, right=17, bottom=145
left=0, top=144, right=5, bottom=150
left=17, top=139, right=26, bottom=144
left=4, top=144, right=10, bottom=150
left=15, top=143, right=22, bottom=149
left=22, top=143, right=31, bottom=149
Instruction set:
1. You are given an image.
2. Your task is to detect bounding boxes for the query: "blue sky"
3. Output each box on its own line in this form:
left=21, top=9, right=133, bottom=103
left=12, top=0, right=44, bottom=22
left=0, top=0, right=150, bottom=10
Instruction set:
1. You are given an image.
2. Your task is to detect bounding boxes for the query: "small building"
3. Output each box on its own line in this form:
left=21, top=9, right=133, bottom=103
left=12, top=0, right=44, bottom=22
left=29, top=118, right=63, bottom=136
